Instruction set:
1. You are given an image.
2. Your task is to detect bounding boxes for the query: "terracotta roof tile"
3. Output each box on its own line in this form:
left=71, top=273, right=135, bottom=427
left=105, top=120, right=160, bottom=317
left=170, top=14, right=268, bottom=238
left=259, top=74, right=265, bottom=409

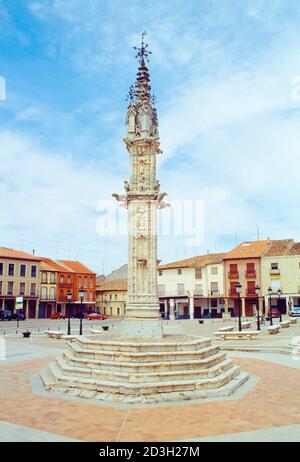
left=0, top=247, right=41, bottom=261
left=96, top=279, right=127, bottom=291
left=223, top=241, right=273, bottom=260
left=158, top=253, right=226, bottom=270
left=39, top=257, right=69, bottom=272
left=287, top=243, right=300, bottom=255
left=263, top=239, right=294, bottom=257
left=59, top=260, right=95, bottom=275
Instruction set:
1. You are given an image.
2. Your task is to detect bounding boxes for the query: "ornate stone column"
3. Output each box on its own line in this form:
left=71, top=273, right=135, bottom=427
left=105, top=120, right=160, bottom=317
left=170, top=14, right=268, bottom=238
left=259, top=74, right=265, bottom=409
left=113, top=33, right=169, bottom=338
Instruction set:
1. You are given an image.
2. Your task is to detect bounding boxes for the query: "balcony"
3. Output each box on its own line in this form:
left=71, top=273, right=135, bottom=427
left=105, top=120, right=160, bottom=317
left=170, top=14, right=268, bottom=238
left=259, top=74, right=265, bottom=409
left=270, top=269, right=280, bottom=275
left=245, top=271, right=256, bottom=279
left=228, top=271, right=239, bottom=279
left=211, top=291, right=220, bottom=296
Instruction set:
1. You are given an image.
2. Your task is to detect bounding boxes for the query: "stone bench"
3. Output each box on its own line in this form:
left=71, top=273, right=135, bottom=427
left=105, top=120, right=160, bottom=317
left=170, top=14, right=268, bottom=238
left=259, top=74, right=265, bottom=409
left=267, top=325, right=281, bottom=335
left=46, top=331, right=65, bottom=339
left=290, top=318, right=298, bottom=324
left=241, top=321, right=252, bottom=329
left=214, top=331, right=260, bottom=340
left=218, top=326, right=235, bottom=332
left=280, top=321, right=291, bottom=329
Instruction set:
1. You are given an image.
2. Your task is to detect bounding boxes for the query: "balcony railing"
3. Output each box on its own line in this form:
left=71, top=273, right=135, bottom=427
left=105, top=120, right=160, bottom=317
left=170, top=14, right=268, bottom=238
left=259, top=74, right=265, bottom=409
left=228, top=271, right=239, bottom=279
left=270, top=269, right=280, bottom=275
left=246, top=290, right=257, bottom=296
left=245, top=271, right=256, bottom=278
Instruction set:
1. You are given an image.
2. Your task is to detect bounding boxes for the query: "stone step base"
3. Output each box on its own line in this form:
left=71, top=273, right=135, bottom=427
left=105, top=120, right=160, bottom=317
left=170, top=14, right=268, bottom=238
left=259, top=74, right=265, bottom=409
left=68, top=342, right=220, bottom=363
left=55, top=355, right=234, bottom=383
left=63, top=349, right=227, bottom=373
left=45, top=361, right=241, bottom=397
left=74, top=336, right=212, bottom=353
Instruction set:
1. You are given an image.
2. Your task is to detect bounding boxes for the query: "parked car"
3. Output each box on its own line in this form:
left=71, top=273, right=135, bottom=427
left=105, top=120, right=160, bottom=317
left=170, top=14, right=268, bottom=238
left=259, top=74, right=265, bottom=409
left=50, top=312, right=65, bottom=320
left=84, top=313, right=108, bottom=321
left=0, top=310, right=26, bottom=321
left=266, top=307, right=280, bottom=320
left=289, top=306, right=300, bottom=317
left=72, top=312, right=86, bottom=319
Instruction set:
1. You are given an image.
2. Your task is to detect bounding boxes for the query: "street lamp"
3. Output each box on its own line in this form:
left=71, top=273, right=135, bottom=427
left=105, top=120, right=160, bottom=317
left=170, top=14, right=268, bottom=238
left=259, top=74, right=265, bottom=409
left=268, top=286, right=273, bottom=326
left=67, top=290, right=72, bottom=336
left=277, top=288, right=283, bottom=323
left=255, top=284, right=261, bottom=331
left=78, top=287, right=85, bottom=336
left=236, top=282, right=242, bottom=332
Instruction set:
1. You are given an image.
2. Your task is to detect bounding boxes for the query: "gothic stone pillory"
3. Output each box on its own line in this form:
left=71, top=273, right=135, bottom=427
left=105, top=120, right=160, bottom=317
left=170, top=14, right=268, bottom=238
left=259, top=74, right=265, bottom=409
left=39, top=34, right=249, bottom=404
left=113, top=31, right=169, bottom=338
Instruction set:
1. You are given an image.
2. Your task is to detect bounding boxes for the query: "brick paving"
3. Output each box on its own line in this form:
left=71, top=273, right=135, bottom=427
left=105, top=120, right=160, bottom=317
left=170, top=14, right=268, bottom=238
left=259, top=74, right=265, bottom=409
left=1, top=354, right=300, bottom=441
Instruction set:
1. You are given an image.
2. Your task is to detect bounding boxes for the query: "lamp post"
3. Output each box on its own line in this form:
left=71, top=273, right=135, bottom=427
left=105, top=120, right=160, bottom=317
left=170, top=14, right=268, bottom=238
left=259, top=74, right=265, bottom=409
left=78, top=287, right=85, bottom=336
left=67, top=290, right=72, bottom=336
left=277, top=288, right=283, bottom=323
left=268, top=286, right=273, bottom=326
left=255, top=284, right=261, bottom=331
left=236, top=282, right=242, bottom=332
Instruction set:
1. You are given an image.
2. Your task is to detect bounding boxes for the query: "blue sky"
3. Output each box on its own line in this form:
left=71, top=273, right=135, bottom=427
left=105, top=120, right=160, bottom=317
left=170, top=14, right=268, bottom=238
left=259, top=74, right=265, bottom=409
left=1, top=0, right=300, bottom=274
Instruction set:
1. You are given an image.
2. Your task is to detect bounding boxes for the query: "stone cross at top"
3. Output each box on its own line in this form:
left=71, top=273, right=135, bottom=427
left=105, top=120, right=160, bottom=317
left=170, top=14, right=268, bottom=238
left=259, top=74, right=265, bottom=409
left=133, top=31, right=152, bottom=64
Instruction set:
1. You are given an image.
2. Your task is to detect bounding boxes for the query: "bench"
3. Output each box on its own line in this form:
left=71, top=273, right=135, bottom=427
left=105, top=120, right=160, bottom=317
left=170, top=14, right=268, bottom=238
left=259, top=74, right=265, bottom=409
left=241, top=321, right=252, bottom=329
left=46, top=331, right=64, bottom=339
left=267, top=325, right=281, bottom=335
left=280, top=321, right=291, bottom=329
left=90, top=329, right=103, bottom=335
left=290, top=318, right=298, bottom=324
left=218, top=326, right=235, bottom=332
left=214, top=330, right=260, bottom=340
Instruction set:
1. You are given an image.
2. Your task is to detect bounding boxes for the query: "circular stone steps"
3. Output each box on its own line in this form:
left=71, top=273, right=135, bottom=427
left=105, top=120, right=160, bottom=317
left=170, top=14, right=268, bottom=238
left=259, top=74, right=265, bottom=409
left=40, top=334, right=249, bottom=404
left=62, top=349, right=228, bottom=373
left=54, top=355, right=235, bottom=383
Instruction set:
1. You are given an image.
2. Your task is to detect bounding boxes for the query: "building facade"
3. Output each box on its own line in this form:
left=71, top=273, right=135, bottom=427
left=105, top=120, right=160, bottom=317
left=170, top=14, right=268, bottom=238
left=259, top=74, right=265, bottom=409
left=223, top=240, right=272, bottom=318
left=157, top=254, right=225, bottom=319
left=96, top=279, right=127, bottom=317
left=58, top=260, right=96, bottom=315
left=261, top=239, right=300, bottom=313
left=0, top=248, right=41, bottom=318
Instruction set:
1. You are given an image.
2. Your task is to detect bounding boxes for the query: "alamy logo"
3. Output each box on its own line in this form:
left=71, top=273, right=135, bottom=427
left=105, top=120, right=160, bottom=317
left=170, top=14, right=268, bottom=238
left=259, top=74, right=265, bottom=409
left=0, top=76, right=6, bottom=101
left=0, top=337, right=6, bottom=360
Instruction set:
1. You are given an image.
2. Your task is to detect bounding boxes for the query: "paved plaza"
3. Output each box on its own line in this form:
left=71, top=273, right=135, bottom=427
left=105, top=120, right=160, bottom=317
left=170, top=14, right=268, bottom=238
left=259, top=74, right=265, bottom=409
left=0, top=317, right=300, bottom=442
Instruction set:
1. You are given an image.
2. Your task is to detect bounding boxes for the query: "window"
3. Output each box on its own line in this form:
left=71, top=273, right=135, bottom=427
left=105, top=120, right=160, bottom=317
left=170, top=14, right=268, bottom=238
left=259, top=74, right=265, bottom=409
left=50, top=273, right=55, bottom=284
left=177, top=284, right=185, bottom=296
left=158, top=284, right=165, bottom=296
left=20, top=264, right=26, bottom=277
left=30, top=283, right=36, bottom=296
left=211, top=282, right=219, bottom=295
left=84, top=277, right=88, bottom=287
left=271, top=263, right=279, bottom=270
left=31, top=266, right=37, bottom=277
left=67, top=276, right=71, bottom=285
left=211, top=299, right=218, bottom=308
left=230, top=264, right=238, bottom=273
left=19, top=282, right=25, bottom=295
left=7, top=282, right=14, bottom=295
left=41, top=287, right=47, bottom=300
left=41, top=272, right=47, bottom=283
left=115, top=294, right=117, bottom=300
left=195, top=268, right=202, bottom=279
left=211, top=267, right=218, bottom=275
left=60, top=275, right=64, bottom=284
left=247, top=263, right=255, bottom=272
left=158, top=270, right=163, bottom=276
left=49, top=287, right=56, bottom=300
left=177, top=269, right=182, bottom=275
left=0, top=281, right=2, bottom=295
left=247, top=281, right=256, bottom=295
left=8, top=264, right=14, bottom=276
left=110, top=294, right=112, bottom=300
left=0, top=263, right=2, bottom=275
left=194, top=284, right=202, bottom=296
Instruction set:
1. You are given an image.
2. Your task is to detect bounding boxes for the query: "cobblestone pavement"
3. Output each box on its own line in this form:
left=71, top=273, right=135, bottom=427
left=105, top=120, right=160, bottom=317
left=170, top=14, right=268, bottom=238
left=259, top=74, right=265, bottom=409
left=1, top=331, right=300, bottom=442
